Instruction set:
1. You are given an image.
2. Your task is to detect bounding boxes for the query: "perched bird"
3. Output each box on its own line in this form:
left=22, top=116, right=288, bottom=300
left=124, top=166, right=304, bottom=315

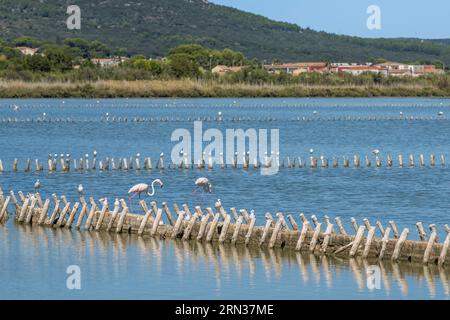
left=128, top=179, right=164, bottom=210
left=179, top=210, right=190, bottom=221
left=77, top=184, right=84, bottom=196
left=214, top=199, right=222, bottom=211
left=372, top=149, right=380, bottom=156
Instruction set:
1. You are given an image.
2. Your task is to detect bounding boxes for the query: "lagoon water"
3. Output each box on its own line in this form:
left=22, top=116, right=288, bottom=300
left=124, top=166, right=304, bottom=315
left=1, top=97, right=450, bottom=299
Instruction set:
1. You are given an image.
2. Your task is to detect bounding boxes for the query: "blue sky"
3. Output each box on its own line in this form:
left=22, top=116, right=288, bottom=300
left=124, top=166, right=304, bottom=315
left=211, top=0, right=449, bottom=39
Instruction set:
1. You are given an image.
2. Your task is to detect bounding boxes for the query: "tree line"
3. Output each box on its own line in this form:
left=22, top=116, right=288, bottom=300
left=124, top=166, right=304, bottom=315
left=0, top=36, right=449, bottom=90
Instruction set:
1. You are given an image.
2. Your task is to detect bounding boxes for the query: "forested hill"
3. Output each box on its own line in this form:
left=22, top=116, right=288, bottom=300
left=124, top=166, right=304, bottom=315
left=1, top=0, right=450, bottom=64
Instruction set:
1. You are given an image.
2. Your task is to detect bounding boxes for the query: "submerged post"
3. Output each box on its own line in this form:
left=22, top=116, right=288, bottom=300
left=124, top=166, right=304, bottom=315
left=392, top=228, right=409, bottom=262
left=309, top=223, right=322, bottom=253
left=423, top=232, right=437, bottom=264
left=438, top=226, right=450, bottom=267
left=349, top=226, right=365, bottom=257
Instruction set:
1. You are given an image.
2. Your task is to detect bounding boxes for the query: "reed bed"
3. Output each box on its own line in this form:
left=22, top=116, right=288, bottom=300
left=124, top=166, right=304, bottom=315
left=0, top=80, right=448, bottom=98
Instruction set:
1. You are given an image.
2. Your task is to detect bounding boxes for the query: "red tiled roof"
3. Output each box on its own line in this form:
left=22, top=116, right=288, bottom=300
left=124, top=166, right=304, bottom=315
left=338, top=66, right=385, bottom=70
left=266, top=62, right=327, bottom=69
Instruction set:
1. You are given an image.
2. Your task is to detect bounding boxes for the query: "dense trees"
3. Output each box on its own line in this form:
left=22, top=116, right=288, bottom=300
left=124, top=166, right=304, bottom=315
left=168, top=44, right=247, bottom=69
left=2, top=0, right=450, bottom=65
left=63, top=38, right=112, bottom=59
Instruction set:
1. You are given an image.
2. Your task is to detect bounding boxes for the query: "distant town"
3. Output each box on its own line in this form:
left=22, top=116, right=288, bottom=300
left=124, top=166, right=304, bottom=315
left=215, top=62, right=444, bottom=77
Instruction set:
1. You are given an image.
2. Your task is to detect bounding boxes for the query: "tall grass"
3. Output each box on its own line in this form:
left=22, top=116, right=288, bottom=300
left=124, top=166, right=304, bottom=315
left=0, top=79, right=448, bottom=98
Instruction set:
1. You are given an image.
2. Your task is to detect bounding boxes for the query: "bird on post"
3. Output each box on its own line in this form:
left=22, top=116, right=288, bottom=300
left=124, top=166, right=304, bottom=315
left=128, top=179, right=164, bottom=211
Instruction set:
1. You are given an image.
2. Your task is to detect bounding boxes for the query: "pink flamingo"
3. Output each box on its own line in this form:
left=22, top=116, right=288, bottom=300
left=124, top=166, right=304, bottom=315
left=193, top=177, right=212, bottom=207
left=128, top=179, right=164, bottom=210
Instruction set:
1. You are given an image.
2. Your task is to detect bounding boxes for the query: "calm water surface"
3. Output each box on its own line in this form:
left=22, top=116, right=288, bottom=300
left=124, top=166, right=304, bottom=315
left=0, top=98, right=449, bottom=299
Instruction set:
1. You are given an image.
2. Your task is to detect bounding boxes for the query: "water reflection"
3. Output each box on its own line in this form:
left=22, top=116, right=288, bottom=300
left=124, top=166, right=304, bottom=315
left=1, top=223, right=449, bottom=299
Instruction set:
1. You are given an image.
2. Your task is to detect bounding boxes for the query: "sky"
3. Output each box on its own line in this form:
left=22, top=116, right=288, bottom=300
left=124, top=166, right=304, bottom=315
left=211, top=0, right=449, bottom=39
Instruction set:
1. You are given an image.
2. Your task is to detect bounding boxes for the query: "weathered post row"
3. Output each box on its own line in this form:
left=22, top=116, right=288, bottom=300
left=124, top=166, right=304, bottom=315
left=1, top=114, right=448, bottom=124
left=0, top=152, right=446, bottom=174
left=2, top=189, right=448, bottom=267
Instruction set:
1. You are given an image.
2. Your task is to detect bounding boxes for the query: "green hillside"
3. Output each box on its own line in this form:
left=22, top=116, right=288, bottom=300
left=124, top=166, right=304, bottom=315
left=1, top=0, right=450, bottom=64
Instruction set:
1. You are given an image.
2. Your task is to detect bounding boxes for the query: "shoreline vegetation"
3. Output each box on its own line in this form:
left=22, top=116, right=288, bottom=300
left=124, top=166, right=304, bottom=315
left=1, top=80, right=450, bottom=98
left=1, top=38, right=450, bottom=98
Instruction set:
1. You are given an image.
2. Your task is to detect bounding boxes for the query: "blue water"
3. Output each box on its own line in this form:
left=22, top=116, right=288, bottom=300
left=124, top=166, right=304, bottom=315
left=0, top=97, right=450, bottom=299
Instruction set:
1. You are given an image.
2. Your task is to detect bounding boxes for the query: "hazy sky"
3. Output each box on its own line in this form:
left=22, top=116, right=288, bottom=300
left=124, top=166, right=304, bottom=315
left=211, top=0, right=449, bottom=39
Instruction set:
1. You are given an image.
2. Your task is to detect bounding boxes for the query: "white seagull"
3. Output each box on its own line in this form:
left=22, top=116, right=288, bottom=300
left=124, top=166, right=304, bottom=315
left=34, top=179, right=41, bottom=192
left=77, top=184, right=84, bottom=195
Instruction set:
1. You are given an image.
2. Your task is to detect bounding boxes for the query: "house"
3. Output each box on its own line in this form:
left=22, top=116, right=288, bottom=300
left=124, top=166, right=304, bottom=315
left=387, top=69, right=412, bottom=76
left=376, top=62, right=410, bottom=71
left=330, top=63, right=373, bottom=73
left=212, top=65, right=243, bottom=76
left=375, top=62, right=414, bottom=76
left=335, top=65, right=388, bottom=76
left=264, top=62, right=328, bottom=75
left=410, top=64, right=443, bottom=76
left=91, top=56, right=129, bottom=68
left=16, top=47, right=39, bottom=56
left=371, top=62, right=445, bottom=76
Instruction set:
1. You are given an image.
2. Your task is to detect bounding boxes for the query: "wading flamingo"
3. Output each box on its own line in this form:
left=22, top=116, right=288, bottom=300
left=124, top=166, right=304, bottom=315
left=128, top=179, right=164, bottom=210
left=193, top=177, right=212, bottom=207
